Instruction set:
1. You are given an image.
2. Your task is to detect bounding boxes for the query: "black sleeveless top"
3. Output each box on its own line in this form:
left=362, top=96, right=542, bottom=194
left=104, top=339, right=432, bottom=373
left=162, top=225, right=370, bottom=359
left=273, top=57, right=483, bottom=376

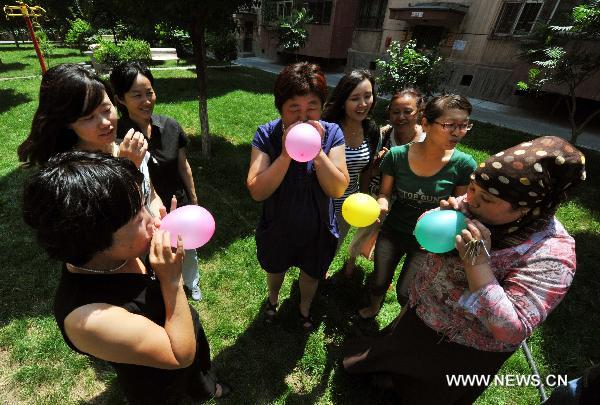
left=53, top=265, right=215, bottom=404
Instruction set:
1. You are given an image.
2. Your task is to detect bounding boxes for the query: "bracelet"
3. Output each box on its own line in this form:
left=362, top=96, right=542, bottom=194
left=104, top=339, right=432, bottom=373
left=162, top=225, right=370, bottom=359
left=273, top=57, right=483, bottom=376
left=462, top=239, right=491, bottom=266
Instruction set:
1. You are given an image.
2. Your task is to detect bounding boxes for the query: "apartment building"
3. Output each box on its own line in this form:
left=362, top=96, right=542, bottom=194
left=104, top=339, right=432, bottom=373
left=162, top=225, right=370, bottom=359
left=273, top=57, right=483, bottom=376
left=236, top=1, right=600, bottom=107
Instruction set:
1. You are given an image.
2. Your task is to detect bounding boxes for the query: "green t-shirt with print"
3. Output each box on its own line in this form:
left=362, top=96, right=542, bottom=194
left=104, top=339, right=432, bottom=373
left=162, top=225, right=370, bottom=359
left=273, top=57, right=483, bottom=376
left=380, top=144, right=477, bottom=235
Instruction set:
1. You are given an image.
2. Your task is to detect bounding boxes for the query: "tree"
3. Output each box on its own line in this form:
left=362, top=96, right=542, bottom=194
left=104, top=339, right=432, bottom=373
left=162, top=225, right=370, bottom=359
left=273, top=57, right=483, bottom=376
left=38, top=0, right=254, bottom=157
left=109, top=0, right=254, bottom=158
left=278, top=8, right=312, bottom=53
left=375, top=40, right=445, bottom=96
left=0, top=16, right=25, bottom=48
left=64, top=18, right=94, bottom=53
left=517, top=0, right=600, bottom=145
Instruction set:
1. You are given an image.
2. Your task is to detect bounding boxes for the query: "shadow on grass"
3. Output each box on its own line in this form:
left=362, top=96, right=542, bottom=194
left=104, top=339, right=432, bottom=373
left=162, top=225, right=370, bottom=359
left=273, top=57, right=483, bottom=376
left=211, top=272, right=390, bottom=405
left=538, top=229, right=600, bottom=378
left=154, top=66, right=275, bottom=105
left=23, top=50, right=82, bottom=59
left=212, top=282, right=316, bottom=404
left=0, top=88, right=31, bottom=113
left=0, top=61, right=28, bottom=74
left=186, top=135, right=259, bottom=259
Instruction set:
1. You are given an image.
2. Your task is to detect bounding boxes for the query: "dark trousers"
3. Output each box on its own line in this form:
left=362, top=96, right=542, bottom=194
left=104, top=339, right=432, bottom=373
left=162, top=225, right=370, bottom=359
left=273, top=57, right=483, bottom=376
left=372, top=228, right=420, bottom=303
left=344, top=308, right=514, bottom=404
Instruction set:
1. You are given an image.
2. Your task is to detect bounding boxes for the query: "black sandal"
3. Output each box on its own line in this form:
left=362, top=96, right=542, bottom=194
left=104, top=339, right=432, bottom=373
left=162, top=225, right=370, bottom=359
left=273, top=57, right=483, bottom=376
left=215, top=382, right=232, bottom=400
left=263, top=298, right=278, bottom=324
left=299, top=310, right=315, bottom=332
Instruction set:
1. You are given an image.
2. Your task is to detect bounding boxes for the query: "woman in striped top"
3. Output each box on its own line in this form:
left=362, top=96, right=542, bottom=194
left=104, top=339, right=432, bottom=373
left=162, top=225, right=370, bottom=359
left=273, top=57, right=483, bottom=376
left=344, top=89, right=427, bottom=278
left=322, top=70, right=380, bottom=254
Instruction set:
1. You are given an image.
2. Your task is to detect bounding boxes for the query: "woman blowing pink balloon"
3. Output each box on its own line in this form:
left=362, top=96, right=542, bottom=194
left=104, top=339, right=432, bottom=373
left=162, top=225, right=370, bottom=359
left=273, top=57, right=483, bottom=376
left=247, top=62, right=349, bottom=331
left=22, top=151, right=230, bottom=403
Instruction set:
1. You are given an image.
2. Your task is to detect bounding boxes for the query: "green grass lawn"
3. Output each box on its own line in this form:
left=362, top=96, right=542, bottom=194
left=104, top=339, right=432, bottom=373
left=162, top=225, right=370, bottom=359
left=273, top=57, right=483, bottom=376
left=1, top=45, right=599, bottom=404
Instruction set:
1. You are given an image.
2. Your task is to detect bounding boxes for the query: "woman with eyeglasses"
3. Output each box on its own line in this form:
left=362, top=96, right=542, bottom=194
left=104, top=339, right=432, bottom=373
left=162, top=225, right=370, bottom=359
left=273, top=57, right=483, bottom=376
left=358, top=94, right=477, bottom=319
left=344, top=136, right=584, bottom=404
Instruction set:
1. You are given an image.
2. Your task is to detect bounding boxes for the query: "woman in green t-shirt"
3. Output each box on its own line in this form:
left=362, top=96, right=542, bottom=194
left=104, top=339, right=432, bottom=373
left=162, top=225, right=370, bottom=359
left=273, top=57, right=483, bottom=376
left=359, top=94, right=477, bottom=319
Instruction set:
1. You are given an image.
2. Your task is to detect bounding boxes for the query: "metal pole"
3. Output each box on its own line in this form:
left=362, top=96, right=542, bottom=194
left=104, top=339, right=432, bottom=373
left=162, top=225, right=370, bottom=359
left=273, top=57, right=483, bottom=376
left=23, top=13, right=46, bottom=73
left=521, top=340, right=548, bottom=402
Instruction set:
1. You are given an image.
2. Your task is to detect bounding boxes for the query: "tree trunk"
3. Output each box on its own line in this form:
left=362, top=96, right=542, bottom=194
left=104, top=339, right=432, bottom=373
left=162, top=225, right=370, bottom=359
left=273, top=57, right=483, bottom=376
left=565, top=91, right=578, bottom=145
left=192, top=20, right=211, bottom=159
left=572, top=107, right=600, bottom=145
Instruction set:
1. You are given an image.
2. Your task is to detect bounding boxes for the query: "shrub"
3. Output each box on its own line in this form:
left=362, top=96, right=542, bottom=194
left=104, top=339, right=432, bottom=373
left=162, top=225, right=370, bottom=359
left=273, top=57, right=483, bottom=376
left=155, top=23, right=193, bottom=57
left=278, top=8, right=312, bottom=52
left=64, top=18, right=94, bottom=53
left=34, top=29, right=54, bottom=62
left=93, top=38, right=151, bottom=70
left=206, top=31, right=238, bottom=63
left=376, top=40, right=445, bottom=96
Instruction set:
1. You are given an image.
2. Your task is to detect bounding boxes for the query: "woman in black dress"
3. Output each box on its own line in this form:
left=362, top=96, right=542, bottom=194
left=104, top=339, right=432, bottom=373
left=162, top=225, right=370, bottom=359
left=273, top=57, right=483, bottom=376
left=22, top=151, right=229, bottom=404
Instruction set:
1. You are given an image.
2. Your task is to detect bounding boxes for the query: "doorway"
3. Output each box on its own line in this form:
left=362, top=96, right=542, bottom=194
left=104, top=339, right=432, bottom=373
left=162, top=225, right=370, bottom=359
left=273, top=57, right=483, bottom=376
left=411, top=25, right=446, bottom=50
left=244, top=21, right=254, bottom=53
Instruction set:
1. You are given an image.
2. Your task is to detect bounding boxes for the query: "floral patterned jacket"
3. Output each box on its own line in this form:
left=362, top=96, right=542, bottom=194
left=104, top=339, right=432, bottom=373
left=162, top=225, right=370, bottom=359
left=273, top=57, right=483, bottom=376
left=408, top=216, right=576, bottom=352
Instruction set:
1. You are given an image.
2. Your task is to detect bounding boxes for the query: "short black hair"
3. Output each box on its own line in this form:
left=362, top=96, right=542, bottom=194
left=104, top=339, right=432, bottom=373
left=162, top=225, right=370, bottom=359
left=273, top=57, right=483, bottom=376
left=322, top=69, right=377, bottom=123
left=22, top=151, right=144, bottom=265
left=274, top=62, right=328, bottom=113
left=110, top=61, right=154, bottom=117
left=17, top=64, right=113, bottom=166
left=422, top=94, right=472, bottom=124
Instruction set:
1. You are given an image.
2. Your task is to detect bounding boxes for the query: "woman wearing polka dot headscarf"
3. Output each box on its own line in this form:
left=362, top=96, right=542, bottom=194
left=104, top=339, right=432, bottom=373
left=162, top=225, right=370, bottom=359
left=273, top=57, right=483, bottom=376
left=343, top=136, right=586, bottom=404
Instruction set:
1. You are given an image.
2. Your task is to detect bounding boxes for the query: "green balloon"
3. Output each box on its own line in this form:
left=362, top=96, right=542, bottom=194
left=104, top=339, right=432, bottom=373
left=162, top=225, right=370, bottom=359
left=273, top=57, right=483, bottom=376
left=413, top=210, right=467, bottom=253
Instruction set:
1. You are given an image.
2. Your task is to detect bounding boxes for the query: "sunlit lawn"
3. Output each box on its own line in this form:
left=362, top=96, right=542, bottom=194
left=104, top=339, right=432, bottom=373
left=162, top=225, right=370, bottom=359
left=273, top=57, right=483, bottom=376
left=1, top=44, right=599, bottom=404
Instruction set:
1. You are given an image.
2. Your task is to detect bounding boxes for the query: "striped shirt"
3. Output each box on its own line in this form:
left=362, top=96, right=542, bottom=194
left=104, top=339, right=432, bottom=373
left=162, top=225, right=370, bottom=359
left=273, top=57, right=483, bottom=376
left=334, top=139, right=371, bottom=213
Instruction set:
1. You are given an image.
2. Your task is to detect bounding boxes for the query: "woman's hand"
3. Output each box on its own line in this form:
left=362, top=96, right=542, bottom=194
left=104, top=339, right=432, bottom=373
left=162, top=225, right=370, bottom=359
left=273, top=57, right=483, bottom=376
left=158, top=195, right=178, bottom=220
left=370, top=147, right=388, bottom=177
left=440, top=196, right=461, bottom=211
left=150, top=230, right=184, bottom=287
left=118, top=128, right=148, bottom=168
left=456, top=219, right=492, bottom=267
left=280, top=122, right=298, bottom=160
left=376, top=196, right=389, bottom=223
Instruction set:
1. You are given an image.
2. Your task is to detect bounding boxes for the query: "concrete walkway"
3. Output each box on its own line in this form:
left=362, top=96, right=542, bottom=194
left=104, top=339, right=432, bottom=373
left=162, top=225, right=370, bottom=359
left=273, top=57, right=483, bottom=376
left=234, top=56, right=600, bottom=152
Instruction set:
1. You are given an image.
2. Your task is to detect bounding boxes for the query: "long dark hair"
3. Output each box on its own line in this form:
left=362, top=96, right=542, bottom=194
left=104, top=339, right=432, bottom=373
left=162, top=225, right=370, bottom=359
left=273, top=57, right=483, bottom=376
left=17, top=64, right=112, bottom=166
left=110, top=61, right=155, bottom=117
left=322, top=69, right=377, bottom=123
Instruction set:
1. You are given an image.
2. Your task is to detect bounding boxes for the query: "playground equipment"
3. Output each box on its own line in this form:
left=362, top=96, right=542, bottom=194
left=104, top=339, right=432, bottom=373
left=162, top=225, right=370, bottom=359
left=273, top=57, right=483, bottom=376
left=4, top=2, right=47, bottom=73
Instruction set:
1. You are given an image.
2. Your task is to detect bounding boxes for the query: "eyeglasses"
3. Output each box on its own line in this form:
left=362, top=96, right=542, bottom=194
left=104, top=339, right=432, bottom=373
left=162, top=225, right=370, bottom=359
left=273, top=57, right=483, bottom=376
left=433, top=122, right=473, bottom=132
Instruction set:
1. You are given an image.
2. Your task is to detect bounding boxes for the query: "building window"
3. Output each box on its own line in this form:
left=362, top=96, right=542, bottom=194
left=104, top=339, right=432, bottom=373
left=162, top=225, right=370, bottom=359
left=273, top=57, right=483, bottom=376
left=493, top=0, right=544, bottom=36
left=304, top=0, right=333, bottom=24
left=276, top=0, right=294, bottom=19
left=357, top=0, right=388, bottom=29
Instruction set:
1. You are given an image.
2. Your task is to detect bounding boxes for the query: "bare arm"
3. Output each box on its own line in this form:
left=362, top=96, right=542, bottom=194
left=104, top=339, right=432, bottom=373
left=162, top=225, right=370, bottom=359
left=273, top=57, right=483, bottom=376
left=177, top=148, right=198, bottom=204
left=314, top=145, right=349, bottom=198
left=358, top=169, right=372, bottom=194
left=376, top=174, right=394, bottom=216
left=246, top=147, right=292, bottom=202
left=64, top=231, right=196, bottom=369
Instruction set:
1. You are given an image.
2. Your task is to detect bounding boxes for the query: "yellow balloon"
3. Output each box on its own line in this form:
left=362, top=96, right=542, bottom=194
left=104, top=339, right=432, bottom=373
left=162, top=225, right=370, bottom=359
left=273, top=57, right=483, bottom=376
left=341, top=193, right=380, bottom=228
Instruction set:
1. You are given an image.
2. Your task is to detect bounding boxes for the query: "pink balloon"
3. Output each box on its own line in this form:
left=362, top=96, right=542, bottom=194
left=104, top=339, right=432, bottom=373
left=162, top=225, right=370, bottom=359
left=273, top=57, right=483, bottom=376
left=160, top=205, right=216, bottom=249
left=284, top=123, right=321, bottom=162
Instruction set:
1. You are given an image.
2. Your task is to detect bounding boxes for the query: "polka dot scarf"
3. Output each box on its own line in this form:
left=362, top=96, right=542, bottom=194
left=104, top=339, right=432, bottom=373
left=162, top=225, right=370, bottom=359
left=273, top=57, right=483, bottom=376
left=472, top=136, right=586, bottom=249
